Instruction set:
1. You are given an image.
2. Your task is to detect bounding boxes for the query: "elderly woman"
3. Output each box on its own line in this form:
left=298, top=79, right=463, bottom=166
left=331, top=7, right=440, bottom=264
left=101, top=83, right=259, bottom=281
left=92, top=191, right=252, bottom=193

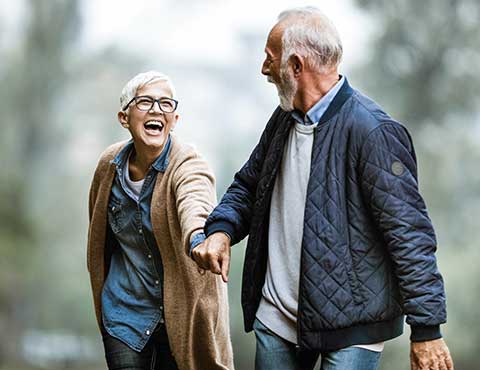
left=87, top=71, right=233, bottom=370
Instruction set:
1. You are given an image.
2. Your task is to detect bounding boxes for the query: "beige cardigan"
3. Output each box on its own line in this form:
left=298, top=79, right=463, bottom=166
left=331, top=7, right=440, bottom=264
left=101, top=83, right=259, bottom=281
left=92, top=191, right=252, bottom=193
left=87, top=135, right=234, bottom=370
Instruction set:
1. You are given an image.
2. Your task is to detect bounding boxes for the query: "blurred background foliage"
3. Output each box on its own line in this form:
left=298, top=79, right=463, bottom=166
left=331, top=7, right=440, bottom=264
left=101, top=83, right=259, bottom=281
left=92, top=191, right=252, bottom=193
left=0, top=0, right=478, bottom=369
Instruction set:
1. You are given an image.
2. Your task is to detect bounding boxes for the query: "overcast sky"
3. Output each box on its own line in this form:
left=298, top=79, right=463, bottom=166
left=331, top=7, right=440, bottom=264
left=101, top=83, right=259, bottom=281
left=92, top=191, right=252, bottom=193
left=79, top=0, right=373, bottom=69
left=0, top=0, right=377, bottom=169
left=0, top=0, right=374, bottom=75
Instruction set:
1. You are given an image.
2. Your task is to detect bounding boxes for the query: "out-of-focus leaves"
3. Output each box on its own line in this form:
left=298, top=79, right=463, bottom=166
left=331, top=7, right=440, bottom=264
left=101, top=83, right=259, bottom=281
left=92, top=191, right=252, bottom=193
left=352, top=0, right=480, bottom=126
left=352, top=0, right=480, bottom=369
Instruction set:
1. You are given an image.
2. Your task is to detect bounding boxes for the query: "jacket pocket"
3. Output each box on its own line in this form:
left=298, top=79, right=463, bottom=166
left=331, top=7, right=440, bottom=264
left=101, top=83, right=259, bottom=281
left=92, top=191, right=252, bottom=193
left=343, top=243, right=364, bottom=305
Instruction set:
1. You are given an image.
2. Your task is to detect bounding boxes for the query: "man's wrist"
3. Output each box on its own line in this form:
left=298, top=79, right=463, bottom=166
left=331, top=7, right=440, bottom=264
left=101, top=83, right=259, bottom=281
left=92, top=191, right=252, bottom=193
left=217, top=231, right=231, bottom=241
left=205, top=221, right=235, bottom=242
left=410, top=325, right=442, bottom=342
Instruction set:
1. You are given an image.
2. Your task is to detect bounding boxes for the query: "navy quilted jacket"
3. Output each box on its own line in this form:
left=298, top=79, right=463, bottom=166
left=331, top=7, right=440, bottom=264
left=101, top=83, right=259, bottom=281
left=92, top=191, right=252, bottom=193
left=205, top=79, right=446, bottom=351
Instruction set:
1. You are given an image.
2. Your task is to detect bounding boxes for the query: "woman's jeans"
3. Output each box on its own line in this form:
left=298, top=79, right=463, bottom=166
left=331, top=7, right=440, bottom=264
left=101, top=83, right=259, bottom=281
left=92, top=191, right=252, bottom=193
left=253, top=318, right=382, bottom=370
left=102, top=324, right=178, bottom=370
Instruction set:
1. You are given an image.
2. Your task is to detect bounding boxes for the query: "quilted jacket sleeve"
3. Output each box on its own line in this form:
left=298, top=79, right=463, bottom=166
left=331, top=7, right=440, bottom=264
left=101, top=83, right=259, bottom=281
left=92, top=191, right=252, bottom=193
left=358, top=122, right=447, bottom=342
left=205, top=107, right=284, bottom=245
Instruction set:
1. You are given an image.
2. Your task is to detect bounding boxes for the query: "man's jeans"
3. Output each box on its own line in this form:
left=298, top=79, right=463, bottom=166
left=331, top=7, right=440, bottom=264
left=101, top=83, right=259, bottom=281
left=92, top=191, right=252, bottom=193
left=253, top=318, right=382, bottom=370
left=102, top=324, right=178, bottom=370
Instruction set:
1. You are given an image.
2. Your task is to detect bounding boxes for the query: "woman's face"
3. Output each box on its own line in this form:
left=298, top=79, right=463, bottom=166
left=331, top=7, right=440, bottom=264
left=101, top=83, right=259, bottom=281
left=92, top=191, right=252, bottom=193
left=118, top=80, right=179, bottom=152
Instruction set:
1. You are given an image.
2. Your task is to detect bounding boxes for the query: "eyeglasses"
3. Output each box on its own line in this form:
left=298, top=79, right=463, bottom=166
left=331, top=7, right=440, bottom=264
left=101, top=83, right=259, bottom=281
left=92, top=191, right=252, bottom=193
left=123, top=96, right=178, bottom=113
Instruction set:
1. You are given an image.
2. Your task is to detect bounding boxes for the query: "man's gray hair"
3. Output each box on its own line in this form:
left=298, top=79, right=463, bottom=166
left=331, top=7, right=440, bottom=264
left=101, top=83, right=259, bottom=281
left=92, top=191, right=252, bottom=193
left=119, top=71, right=176, bottom=111
left=278, top=7, right=343, bottom=73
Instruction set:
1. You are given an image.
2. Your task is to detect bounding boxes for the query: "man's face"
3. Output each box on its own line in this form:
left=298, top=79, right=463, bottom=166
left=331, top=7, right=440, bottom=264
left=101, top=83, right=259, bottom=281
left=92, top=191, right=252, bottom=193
left=261, top=24, right=298, bottom=111
left=261, top=26, right=283, bottom=85
left=118, top=80, right=178, bottom=151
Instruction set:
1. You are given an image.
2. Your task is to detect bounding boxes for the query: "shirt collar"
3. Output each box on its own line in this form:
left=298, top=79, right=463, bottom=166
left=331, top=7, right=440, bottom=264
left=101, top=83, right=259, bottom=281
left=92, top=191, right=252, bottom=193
left=292, top=75, right=345, bottom=125
left=111, top=134, right=172, bottom=173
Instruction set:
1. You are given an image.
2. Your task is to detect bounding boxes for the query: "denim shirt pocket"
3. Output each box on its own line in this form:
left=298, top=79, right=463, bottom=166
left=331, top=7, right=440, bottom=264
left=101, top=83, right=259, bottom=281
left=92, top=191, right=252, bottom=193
left=107, top=196, right=128, bottom=234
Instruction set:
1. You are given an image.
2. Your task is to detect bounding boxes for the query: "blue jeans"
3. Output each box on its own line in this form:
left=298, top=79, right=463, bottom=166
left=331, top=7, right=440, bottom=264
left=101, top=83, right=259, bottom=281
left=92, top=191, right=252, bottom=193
left=102, top=324, right=178, bottom=370
left=253, top=318, right=382, bottom=370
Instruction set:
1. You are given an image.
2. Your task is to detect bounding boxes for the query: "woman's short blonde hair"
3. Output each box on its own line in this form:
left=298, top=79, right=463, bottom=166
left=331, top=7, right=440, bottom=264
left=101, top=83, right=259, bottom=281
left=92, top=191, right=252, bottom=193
left=119, top=71, right=176, bottom=111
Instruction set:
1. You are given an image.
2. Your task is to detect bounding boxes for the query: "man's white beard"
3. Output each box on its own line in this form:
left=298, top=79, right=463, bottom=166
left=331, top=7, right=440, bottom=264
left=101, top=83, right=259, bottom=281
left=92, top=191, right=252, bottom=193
left=276, top=66, right=297, bottom=112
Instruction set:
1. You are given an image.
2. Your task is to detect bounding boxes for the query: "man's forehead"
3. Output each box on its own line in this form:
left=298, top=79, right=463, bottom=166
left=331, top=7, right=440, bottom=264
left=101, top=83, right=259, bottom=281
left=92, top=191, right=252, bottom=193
left=266, top=24, right=283, bottom=55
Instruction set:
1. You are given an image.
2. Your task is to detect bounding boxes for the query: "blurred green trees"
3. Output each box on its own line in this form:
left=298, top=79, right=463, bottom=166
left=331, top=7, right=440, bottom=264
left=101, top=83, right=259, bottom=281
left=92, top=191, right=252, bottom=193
left=0, top=0, right=82, bottom=364
left=0, top=0, right=140, bottom=366
left=351, top=0, right=480, bottom=368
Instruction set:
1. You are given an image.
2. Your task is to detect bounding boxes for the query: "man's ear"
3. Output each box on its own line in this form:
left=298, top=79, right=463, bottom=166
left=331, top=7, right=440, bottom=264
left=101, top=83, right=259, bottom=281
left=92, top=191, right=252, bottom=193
left=290, top=54, right=304, bottom=78
left=117, top=111, right=129, bottom=128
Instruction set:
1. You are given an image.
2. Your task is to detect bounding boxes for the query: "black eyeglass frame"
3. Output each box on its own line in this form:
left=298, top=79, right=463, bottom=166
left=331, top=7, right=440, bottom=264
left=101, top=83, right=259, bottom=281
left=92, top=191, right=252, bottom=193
left=122, top=95, right=179, bottom=113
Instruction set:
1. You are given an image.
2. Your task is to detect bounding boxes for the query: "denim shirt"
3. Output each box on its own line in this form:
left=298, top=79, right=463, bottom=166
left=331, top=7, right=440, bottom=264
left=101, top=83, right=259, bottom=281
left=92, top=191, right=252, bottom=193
left=101, top=137, right=172, bottom=352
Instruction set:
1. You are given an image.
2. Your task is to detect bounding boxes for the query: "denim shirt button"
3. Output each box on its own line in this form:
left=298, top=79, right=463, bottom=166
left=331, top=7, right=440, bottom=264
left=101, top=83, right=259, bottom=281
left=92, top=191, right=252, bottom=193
left=138, top=228, right=143, bottom=234
left=146, top=330, right=151, bottom=335
left=155, top=280, right=159, bottom=285
left=147, top=254, right=152, bottom=259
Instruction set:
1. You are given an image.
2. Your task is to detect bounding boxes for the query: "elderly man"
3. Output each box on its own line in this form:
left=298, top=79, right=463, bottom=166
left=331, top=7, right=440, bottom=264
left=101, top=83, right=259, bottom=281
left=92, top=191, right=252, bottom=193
left=192, top=7, right=453, bottom=370
left=87, top=71, right=233, bottom=370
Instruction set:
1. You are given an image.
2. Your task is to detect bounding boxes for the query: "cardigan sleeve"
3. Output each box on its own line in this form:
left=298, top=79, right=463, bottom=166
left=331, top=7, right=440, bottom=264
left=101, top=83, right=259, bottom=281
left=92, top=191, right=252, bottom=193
left=172, top=150, right=217, bottom=256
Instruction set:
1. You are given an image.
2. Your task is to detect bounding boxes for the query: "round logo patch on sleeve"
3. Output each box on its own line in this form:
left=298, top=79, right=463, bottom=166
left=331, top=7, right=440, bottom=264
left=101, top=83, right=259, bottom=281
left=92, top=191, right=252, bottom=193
left=391, top=161, right=404, bottom=176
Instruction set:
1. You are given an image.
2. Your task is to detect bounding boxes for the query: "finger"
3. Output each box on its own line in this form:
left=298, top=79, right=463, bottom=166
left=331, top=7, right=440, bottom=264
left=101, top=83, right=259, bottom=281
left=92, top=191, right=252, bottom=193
left=193, top=253, right=210, bottom=270
left=221, top=253, right=230, bottom=283
left=438, top=360, right=448, bottom=370
left=209, top=256, right=222, bottom=275
left=191, top=249, right=201, bottom=263
left=445, top=355, right=454, bottom=370
left=410, top=349, right=419, bottom=370
left=411, top=358, right=419, bottom=370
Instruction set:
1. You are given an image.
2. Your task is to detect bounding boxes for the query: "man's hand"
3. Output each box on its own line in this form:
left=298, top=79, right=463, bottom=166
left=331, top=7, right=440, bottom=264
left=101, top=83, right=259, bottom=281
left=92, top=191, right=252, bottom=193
left=192, top=232, right=231, bottom=283
left=410, top=338, right=454, bottom=370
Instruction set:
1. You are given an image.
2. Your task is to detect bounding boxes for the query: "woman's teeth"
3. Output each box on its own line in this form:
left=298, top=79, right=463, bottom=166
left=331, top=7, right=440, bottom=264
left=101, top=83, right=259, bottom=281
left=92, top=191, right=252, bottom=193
left=144, top=121, right=164, bottom=131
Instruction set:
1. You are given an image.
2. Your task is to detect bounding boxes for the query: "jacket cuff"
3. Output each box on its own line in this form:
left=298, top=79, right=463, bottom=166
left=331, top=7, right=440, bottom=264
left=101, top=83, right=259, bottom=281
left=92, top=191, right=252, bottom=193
left=205, top=221, right=235, bottom=242
left=410, top=325, right=442, bottom=342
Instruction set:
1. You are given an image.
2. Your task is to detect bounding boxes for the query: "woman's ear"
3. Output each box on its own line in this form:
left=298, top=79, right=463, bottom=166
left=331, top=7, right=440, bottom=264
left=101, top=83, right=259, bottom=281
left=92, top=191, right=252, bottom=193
left=171, top=113, right=180, bottom=131
left=117, top=111, right=130, bottom=128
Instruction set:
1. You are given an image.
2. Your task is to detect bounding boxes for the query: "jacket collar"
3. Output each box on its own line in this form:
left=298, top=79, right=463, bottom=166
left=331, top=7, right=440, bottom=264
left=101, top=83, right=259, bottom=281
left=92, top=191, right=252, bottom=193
left=316, top=76, right=354, bottom=126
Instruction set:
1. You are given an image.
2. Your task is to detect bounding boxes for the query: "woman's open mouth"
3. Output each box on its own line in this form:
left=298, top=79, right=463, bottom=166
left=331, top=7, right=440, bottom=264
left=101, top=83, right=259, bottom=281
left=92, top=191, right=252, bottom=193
left=144, top=120, right=164, bottom=135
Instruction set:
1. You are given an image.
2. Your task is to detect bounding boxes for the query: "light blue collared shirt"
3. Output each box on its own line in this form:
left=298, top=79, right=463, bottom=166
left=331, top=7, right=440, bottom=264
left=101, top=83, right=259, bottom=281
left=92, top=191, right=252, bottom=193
left=291, top=75, right=345, bottom=125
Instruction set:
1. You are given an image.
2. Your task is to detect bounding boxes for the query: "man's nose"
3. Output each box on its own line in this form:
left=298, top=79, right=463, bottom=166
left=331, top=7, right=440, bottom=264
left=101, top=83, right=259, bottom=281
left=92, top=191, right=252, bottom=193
left=261, top=60, right=270, bottom=76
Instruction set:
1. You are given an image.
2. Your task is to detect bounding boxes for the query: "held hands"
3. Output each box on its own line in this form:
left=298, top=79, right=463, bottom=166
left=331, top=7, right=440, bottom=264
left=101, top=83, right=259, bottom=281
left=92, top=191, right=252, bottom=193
left=192, top=232, right=231, bottom=283
left=410, top=338, right=454, bottom=370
